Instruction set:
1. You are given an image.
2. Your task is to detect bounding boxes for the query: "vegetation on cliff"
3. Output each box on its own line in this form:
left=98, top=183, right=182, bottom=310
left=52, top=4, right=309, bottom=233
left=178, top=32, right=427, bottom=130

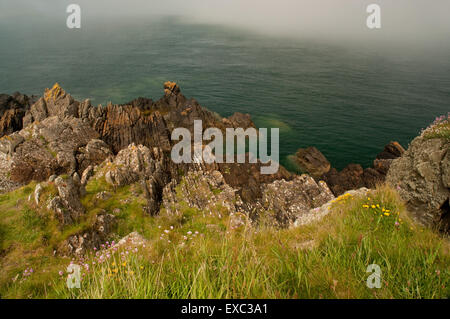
left=0, top=181, right=448, bottom=299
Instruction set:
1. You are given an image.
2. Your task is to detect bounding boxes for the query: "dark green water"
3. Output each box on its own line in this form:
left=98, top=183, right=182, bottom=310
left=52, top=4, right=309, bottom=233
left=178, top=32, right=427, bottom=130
left=1, top=16, right=449, bottom=170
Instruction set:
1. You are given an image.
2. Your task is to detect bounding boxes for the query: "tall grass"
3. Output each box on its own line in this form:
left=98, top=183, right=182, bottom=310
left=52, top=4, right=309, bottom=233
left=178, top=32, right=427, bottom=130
left=47, top=185, right=449, bottom=299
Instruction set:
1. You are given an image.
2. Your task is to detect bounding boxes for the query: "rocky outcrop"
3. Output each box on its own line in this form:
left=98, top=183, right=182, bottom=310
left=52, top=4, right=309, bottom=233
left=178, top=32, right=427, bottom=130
left=58, top=213, right=116, bottom=256
left=47, top=175, right=86, bottom=225
left=8, top=116, right=110, bottom=183
left=162, top=170, right=244, bottom=217
left=98, top=143, right=172, bottom=215
left=217, top=156, right=292, bottom=203
left=291, top=142, right=404, bottom=196
left=293, top=187, right=369, bottom=228
left=290, top=142, right=405, bottom=196
left=260, top=175, right=335, bottom=228
left=294, top=146, right=331, bottom=178
left=0, top=92, right=39, bottom=137
left=386, top=136, right=449, bottom=232
left=76, top=139, right=113, bottom=175
left=321, top=164, right=382, bottom=196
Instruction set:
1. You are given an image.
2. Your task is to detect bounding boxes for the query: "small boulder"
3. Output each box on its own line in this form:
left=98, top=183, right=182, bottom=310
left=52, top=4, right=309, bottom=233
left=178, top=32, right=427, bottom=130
left=294, top=146, right=331, bottom=178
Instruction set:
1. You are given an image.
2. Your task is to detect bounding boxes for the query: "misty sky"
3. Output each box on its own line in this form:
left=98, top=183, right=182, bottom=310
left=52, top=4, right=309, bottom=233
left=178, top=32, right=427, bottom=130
left=1, top=0, right=450, bottom=44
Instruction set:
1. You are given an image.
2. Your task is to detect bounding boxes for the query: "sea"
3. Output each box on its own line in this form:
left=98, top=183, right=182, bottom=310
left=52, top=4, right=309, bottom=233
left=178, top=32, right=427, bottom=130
left=1, top=15, right=449, bottom=171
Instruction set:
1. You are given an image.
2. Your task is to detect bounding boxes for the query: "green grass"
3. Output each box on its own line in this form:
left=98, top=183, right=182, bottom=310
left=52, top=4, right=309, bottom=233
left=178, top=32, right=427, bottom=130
left=1, top=181, right=449, bottom=299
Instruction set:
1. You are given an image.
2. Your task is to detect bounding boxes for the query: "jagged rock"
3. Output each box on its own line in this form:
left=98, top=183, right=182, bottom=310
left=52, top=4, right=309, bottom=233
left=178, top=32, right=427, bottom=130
left=386, top=135, right=450, bottom=232
left=0, top=92, right=38, bottom=137
left=260, top=175, right=335, bottom=228
left=48, top=175, right=85, bottom=225
left=162, top=170, right=244, bottom=217
left=80, top=165, right=94, bottom=186
left=9, top=116, right=101, bottom=183
left=294, top=146, right=331, bottom=178
left=0, top=132, right=24, bottom=155
left=222, top=112, right=255, bottom=130
left=319, top=142, right=404, bottom=196
left=76, top=139, right=113, bottom=174
left=293, top=188, right=369, bottom=228
left=101, top=143, right=169, bottom=187
left=376, top=141, right=405, bottom=160
left=58, top=214, right=116, bottom=256
left=218, top=156, right=292, bottom=203
left=99, top=143, right=172, bottom=215
left=89, top=104, right=172, bottom=153
left=321, top=164, right=365, bottom=196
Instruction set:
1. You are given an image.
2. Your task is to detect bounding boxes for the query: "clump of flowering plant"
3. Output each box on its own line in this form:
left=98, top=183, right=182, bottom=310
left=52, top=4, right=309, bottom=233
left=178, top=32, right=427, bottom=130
left=421, top=113, right=450, bottom=140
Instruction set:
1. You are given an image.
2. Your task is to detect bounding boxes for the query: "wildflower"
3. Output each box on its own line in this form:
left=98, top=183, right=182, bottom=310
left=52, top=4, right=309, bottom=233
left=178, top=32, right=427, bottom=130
left=187, top=231, right=192, bottom=235
left=362, top=205, right=369, bottom=208
left=140, top=266, right=144, bottom=270
left=164, top=230, right=170, bottom=234
left=371, top=205, right=376, bottom=209
left=384, top=213, right=390, bottom=216
left=59, top=271, right=63, bottom=276
left=122, top=262, right=127, bottom=267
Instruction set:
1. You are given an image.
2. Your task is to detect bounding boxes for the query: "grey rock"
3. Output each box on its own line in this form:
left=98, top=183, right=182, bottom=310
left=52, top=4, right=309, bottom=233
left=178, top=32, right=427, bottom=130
left=260, top=174, right=335, bottom=228
left=34, top=183, right=43, bottom=205
left=386, top=135, right=450, bottom=232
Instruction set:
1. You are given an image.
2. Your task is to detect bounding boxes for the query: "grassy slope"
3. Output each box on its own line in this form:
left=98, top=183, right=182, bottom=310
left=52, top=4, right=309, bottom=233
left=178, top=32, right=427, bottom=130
left=0, top=179, right=448, bottom=299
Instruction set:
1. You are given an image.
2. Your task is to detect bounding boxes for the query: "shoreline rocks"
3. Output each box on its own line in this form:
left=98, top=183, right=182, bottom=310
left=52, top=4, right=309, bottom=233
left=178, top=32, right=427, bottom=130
left=293, top=142, right=405, bottom=196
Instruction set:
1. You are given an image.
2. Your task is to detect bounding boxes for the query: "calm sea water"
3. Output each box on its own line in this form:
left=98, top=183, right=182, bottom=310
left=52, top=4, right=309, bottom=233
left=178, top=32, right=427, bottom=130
left=1, top=16, right=449, bottom=170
